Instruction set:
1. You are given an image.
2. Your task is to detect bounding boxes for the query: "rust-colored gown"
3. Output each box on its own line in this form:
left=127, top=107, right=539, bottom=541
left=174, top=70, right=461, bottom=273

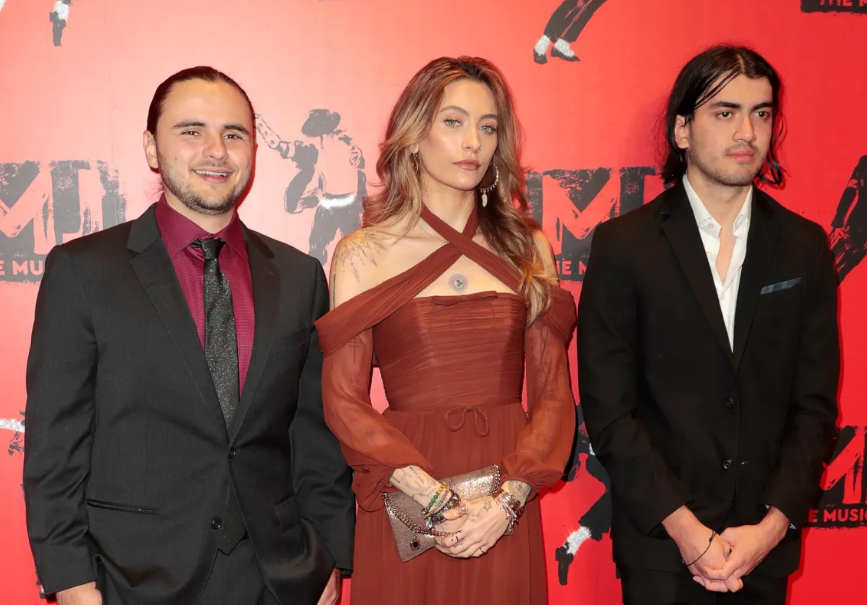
left=315, top=206, right=577, bottom=605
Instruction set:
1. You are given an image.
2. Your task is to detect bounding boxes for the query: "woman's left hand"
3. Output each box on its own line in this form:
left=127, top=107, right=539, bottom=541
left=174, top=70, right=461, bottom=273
left=434, top=497, right=510, bottom=558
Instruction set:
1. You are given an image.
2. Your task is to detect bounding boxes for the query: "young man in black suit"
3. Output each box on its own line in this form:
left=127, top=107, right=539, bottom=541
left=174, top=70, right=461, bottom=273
left=24, top=67, right=354, bottom=605
left=579, top=46, right=839, bottom=604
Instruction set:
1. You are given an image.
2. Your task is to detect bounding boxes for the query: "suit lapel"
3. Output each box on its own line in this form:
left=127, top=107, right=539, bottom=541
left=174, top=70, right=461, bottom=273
left=127, top=205, right=226, bottom=436
left=732, top=191, right=780, bottom=369
left=659, top=184, right=733, bottom=363
left=228, top=229, right=280, bottom=443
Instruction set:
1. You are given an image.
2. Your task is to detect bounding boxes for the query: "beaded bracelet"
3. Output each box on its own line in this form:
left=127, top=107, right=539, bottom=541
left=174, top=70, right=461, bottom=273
left=426, top=491, right=462, bottom=529
left=426, top=489, right=455, bottom=520
left=421, top=482, right=448, bottom=517
left=493, top=489, right=524, bottom=533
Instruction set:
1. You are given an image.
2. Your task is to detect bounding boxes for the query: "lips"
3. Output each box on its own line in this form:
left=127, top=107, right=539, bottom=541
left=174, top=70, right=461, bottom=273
left=194, top=168, right=232, bottom=183
left=454, top=160, right=481, bottom=171
left=728, top=149, right=756, bottom=161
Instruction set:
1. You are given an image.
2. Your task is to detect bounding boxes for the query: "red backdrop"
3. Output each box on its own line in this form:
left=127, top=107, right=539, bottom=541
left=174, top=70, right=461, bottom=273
left=1, top=1, right=865, bottom=603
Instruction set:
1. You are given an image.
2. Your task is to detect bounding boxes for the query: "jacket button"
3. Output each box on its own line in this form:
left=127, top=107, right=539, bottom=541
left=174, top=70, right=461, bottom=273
left=211, top=518, right=222, bottom=530
left=228, top=448, right=237, bottom=459
left=724, top=398, right=734, bottom=409
left=723, top=459, right=733, bottom=470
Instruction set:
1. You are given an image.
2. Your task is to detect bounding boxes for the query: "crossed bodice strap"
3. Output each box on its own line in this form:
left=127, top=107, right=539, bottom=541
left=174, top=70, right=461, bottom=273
left=419, top=206, right=522, bottom=294
left=316, top=205, right=524, bottom=357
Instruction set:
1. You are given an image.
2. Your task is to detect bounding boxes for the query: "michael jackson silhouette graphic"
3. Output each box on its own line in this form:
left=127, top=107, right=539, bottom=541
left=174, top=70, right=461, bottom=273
left=829, top=154, right=867, bottom=282
left=49, top=0, right=71, bottom=46
left=534, top=0, right=609, bottom=64
left=555, top=404, right=613, bottom=585
left=257, top=110, right=365, bottom=265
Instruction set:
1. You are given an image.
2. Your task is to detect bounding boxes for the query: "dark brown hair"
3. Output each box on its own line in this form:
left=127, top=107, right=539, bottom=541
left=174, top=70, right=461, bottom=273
left=661, top=45, right=785, bottom=186
left=146, top=66, right=254, bottom=135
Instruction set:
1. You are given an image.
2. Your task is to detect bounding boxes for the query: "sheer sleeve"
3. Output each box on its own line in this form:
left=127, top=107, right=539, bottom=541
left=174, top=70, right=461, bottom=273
left=322, top=328, right=434, bottom=511
left=501, top=287, right=577, bottom=498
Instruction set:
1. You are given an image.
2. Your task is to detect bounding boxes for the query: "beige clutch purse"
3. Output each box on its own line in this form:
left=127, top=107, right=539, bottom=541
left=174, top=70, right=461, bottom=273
left=381, top=464, right=509, bottom=562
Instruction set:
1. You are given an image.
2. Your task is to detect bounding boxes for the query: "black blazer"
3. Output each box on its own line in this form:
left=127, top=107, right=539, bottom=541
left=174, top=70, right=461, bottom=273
left=578, top=182, right=839, bottom=576
left=23, top=204, right=355, bottom=605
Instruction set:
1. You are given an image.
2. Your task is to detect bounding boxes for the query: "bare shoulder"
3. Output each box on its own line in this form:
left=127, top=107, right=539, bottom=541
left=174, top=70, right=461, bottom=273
left=329, top=227, right=393, bottom=308
left=532, top=230, right=557, bottom=275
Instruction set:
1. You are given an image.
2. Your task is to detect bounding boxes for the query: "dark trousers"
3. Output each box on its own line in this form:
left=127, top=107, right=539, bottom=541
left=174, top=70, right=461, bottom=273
left=619, top=567, right=788, bottom=605
left=544, top=0, right=609, bottom=43
left=98, top=538, right=278, bottom=605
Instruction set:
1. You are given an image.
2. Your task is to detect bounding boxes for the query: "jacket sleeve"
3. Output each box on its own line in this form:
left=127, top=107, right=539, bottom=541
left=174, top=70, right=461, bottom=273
left=763, top=224, right=840, bottom=527
left=291, top=261, right=356, bottom=571
left=23, top=246, right=98, bottom=594
left=578, top=222, right=691, bottom=534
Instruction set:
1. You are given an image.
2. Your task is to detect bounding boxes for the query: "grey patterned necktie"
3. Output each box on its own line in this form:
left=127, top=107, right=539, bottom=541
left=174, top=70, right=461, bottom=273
left=191, top=238, right=239, bottom=430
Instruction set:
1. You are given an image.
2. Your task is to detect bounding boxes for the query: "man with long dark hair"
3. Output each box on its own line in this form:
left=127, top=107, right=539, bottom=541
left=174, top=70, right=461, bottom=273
left=23, top=66, right=354, bottom=605
left=579, top=46, right=839, bottom=603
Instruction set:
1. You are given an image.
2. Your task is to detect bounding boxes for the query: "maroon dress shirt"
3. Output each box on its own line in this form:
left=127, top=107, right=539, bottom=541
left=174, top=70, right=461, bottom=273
left=155, top=197, right=255, bottom=394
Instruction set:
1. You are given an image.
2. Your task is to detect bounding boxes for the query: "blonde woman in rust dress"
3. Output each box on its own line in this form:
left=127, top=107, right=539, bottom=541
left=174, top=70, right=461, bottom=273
left=315, top=57, right=577, bottom=605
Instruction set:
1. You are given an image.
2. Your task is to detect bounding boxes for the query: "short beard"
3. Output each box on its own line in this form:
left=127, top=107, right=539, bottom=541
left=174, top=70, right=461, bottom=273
left=157, top=150, right=250, bottom=216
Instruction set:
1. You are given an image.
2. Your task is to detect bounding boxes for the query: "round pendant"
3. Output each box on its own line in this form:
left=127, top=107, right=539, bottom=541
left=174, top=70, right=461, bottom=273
left=449, top=274, right=468, bottom=293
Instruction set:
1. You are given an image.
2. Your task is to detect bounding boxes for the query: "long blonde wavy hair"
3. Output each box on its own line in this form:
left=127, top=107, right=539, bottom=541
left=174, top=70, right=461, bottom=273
left=364, top=56, right=557, bottom=322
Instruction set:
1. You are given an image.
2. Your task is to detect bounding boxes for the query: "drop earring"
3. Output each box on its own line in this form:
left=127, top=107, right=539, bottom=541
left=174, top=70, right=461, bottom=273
left=478, top=164, right=499, bottom=207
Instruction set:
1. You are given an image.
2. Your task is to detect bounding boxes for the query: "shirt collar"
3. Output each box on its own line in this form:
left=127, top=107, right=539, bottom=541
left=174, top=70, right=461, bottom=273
left=683, top=174, right=752, bottom=236
left=155, top=195, right=248, bottom=261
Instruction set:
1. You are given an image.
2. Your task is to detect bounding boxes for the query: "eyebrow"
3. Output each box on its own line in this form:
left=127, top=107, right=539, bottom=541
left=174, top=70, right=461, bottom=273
left=438, top=105, right=498, bottom=121
left=708, top=101, right=774, bottom=111
left=172, top=120, right=251, bottom=135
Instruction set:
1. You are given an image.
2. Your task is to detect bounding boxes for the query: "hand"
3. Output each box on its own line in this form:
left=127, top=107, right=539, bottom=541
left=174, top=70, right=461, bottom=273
left=685, top=533, right=742, bottom=593
left=348, top=144, right=364, bottom=169
left=663, top=507, right=741, bottom=593
left=56, top=582, right=102, bottom=605
left=435, top=497, right=509, bottom=559
left=315, top=569, right=341, bottom=605
left=432, top=503, right=470, bottom=538
left=828, top=226, right=850, bottom=247
left=702, top=510, right=789, bottom=586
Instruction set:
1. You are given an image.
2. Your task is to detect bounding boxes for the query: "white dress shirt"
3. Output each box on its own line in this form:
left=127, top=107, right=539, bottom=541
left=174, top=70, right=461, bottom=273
left=683, top=175, right=752, bottom=351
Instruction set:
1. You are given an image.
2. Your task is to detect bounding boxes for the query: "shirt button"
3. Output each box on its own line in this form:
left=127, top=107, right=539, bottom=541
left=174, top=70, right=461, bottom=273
left=229, top=448, right=237, bottom=459
left=211, top=518, right=222, bottom=530
left=725, top=398, right=735, bottom=409
left=723, top=459, right=734, bottom=471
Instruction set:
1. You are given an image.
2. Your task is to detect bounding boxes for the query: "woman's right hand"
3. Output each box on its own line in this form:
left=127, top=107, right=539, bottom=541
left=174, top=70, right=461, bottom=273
left=434, top=497, right=510, bottom=558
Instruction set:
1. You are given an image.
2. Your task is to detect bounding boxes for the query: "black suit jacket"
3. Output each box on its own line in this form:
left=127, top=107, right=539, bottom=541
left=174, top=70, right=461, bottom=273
left=578, top=183, right=839, bottom=576
left=23, top=204, right=355, bottom=605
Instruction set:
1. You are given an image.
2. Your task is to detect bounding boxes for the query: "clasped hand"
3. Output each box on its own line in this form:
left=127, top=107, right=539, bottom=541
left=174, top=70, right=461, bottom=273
left=433, top=497, right=509, bottom=559
left=692, top=523, right=785, bottom=592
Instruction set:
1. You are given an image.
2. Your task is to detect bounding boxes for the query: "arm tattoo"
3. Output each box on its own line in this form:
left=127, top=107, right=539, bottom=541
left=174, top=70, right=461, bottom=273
left=504, top=480, right=531, bottom=505
left=390, top=465, right=441, bottom=505
left=332, top=231, right=385, bottom=283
